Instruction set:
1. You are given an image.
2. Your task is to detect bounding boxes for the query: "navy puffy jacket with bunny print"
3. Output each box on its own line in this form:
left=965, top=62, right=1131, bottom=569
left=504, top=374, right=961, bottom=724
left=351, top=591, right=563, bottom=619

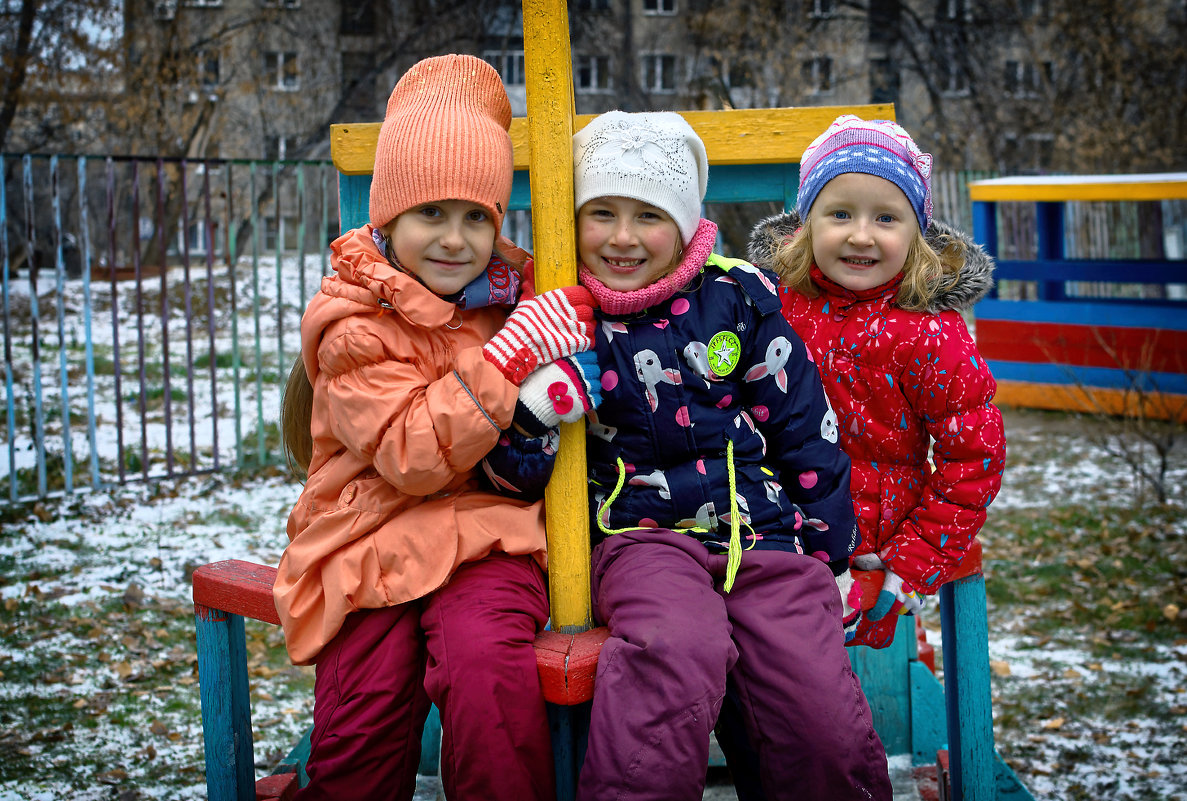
left=585, top=255, right=857, bottom=566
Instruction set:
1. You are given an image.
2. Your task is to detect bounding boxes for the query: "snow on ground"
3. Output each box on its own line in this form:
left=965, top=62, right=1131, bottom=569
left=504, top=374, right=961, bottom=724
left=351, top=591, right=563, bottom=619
left=2, top=259, right=1185, bottom=799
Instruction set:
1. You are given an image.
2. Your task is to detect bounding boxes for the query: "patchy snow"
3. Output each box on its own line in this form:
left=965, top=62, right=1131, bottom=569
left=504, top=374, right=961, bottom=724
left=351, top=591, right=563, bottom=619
left=2, top=258, right=1185, bottom=799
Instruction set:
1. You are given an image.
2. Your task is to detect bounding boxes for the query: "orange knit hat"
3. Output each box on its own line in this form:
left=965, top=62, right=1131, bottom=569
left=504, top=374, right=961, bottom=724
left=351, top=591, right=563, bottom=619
left=369, top=54, right=514, bottom=232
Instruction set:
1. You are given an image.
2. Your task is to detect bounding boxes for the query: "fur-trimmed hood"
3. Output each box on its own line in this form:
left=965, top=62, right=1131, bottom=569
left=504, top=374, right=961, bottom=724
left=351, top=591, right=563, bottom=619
left=746, top=211, right=996, bottom=313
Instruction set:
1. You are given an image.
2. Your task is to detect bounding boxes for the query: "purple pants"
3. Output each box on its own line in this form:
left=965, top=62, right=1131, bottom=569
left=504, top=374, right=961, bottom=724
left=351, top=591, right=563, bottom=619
left=295, top=553, right=555, bottom=801
left=578, top=528, right=891, bottom=801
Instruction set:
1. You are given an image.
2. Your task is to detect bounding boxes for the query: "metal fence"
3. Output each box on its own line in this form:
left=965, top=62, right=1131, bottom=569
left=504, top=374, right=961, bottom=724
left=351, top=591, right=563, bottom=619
left=2, top=153, right=339, bottom=503
left=4, top=158, right=1184, bottom=504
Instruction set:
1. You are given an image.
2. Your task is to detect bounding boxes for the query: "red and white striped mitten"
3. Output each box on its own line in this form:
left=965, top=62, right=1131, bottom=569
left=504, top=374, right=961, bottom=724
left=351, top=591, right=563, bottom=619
left=483, top=286, right=597, bottom=384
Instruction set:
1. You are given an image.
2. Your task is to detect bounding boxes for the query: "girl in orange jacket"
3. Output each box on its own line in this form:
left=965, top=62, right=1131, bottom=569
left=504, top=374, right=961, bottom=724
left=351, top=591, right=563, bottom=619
left=276, top=55, right=599, bottom=801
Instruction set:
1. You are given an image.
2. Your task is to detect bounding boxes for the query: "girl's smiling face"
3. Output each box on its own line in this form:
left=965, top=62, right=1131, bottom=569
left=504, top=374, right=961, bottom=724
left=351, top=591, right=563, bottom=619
left=384, top=200, right=495, bottom=296
left=577, top=196, right=682, bottom=292
left=808, top=172, right=916, bottom=293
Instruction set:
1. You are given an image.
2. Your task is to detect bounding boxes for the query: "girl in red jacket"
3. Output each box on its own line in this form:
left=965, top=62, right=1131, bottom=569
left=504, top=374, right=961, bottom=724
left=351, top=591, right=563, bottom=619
left=277, top=55, right=598, bottom=801
left=748, top=115, right=1006, bottom=649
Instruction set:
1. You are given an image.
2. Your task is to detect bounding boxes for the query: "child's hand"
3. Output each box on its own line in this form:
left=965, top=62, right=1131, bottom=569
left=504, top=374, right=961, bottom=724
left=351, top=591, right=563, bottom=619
left=513, top=352, right=602, bottom=437
left=851, top=553, right=924, bottom=620
left=834, top=569, right=861, bottom=643
left=483, top=287, right=597, bottom=384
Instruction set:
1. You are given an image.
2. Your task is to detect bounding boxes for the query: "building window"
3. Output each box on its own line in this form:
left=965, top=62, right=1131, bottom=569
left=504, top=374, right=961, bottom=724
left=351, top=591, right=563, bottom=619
left=728, top=61, right=756, bottom=89
left=340, top=1, right=373, bottom=34
left=483, top=50, right=526, bottom=87
left=340, top=51, right=375, bottom=118
left=938, top=43, right=967, bottom=95
left=264, top=215, right=301, bottom=252
left=575, top=55, right=612, bottom=92
left=1005, top=60, right=1051, bottom=97
left=185, top=0, right=222, bottom=6
left=802, top=56, right=832, bottom=94
left=1018, top=0, right=1049, bottom=20
left=642, top=0, right=676, bottom=14
left=265, top=51, right=300, bottom=90
left=870, top=58, right=898, bottom=103
left=942, top=0, right=970, bottom=20
left=809, top=0, right=835, bottom=18
left=199, top=52, right=219, bottom=91
left=1003, top=132, right=1055, bottom=173
left=266, top=136, right=290, bottom=161
left=641, top=54, right=677, bottom=93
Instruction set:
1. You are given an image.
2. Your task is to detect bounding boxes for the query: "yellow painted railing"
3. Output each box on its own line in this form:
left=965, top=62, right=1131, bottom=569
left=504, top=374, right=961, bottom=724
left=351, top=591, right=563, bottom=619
left=968, top=173, right=1187, bottom=203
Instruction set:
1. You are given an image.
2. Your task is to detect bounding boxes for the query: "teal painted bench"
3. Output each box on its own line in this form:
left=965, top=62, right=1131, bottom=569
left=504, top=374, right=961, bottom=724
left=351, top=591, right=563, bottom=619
left=192, top=541, right=1033, bottom=801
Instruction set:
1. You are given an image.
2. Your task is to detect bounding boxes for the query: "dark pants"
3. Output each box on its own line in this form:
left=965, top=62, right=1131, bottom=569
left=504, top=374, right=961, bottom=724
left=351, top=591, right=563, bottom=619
left=578, top=528, right=891, bottom=801
left=296, top=553, right=555, bottom=801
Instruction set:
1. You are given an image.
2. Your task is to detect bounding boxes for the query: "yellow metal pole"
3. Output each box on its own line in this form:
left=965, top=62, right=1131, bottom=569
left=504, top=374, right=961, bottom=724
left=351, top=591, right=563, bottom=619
left=522, top=0, right=592, bottom=633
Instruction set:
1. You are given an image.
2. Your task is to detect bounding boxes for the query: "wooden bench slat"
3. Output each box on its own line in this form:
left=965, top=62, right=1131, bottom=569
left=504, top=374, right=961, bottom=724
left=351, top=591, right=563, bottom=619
left=193, top=560, right=281, bottom=625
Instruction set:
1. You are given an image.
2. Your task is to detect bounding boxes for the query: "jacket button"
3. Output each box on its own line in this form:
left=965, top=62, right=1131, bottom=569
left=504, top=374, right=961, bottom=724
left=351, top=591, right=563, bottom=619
left=882, top=508, right=894, bottom=520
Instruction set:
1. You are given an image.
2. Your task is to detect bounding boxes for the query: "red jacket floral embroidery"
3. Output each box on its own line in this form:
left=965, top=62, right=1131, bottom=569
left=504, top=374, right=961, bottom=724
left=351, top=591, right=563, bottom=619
left=749, top=214, right=1006, bottom=647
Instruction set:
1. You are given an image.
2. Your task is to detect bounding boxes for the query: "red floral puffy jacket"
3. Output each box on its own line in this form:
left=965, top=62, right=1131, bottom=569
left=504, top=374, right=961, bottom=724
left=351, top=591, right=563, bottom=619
left=749, top=213, right=1006, bottom=647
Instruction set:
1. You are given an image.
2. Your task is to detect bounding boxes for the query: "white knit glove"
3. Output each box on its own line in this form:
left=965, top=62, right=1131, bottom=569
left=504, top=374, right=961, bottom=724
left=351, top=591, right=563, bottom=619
left=852, top=553, right=924, bottom=620
left=513, top=352, right=602, bottom=437
left=835, top=569, right=862, bottom=643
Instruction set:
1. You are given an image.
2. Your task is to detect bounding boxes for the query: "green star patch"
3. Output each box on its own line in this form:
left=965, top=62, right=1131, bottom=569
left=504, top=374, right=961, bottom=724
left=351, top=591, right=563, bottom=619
left=707, top=331, right=742, bottom=377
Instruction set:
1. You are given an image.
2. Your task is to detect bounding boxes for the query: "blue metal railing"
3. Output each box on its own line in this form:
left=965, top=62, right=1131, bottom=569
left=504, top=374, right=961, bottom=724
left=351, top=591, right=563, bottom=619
left=1, top=153, right=339, bottom=503
left=7, top=153, right=1182, bottom=505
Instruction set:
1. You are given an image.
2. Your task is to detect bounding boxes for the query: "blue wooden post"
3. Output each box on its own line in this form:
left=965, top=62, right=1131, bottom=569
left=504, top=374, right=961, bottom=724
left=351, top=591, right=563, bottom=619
left=939, top=575, right=995, bottom=801
left=337, top=174, right=371, bottom=234
left=195, top=604, right=254, bottom=801
left=1035, top=201, right=1066, bottom=301
left=972, top=200, right=998, bottom=298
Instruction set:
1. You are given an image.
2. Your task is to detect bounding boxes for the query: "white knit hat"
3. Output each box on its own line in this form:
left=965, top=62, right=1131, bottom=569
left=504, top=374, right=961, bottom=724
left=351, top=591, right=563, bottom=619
left=573, top=111, right=708, bottom=245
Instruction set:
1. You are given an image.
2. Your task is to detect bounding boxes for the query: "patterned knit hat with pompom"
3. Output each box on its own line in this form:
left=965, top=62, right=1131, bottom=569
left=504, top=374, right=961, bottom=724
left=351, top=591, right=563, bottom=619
left=796, top=114, right=933, bottom=232
left=369, top=54, right=513, bottom=232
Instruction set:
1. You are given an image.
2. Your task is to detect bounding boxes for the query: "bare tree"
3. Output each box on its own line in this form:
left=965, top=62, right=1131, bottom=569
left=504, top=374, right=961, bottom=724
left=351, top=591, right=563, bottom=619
left=0, top=0, right=122, bottom=152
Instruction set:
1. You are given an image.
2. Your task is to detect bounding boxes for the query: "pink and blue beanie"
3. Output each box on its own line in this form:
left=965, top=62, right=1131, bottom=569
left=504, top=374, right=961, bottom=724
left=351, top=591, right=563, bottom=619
left=795, top=115, right=934, bottom=232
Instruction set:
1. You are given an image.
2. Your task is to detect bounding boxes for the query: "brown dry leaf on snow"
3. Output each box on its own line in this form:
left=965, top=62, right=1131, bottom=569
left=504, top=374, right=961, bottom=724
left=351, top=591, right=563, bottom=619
left=1042, top=717, right=1066, bottom=730
left=990, top=660, right=1011, bottom=677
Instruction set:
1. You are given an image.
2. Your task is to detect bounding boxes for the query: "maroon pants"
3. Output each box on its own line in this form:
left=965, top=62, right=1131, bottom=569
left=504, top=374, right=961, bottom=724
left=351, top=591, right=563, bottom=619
left=295, top=553, right=555, bottom=801
left=578, top=528, right=891, bottom=801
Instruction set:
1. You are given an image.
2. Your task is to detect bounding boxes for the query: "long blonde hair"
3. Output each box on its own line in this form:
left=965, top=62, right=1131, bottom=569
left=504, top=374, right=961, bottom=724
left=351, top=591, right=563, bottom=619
left=772, top=216, right=967, bottom=312
left=279, top=237, right=529, bottom=481
left=280, top=356, right=314, bottom=480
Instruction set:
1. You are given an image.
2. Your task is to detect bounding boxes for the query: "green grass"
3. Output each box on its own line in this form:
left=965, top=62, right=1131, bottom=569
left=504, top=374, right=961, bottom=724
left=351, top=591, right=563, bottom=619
left=980, top=496, right=1187, bottom=800
left=984, top=504, right=1186, bottom=649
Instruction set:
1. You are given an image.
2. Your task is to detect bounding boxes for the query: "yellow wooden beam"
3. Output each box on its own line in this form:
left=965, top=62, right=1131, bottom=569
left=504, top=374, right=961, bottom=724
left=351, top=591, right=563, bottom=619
left=968, top=173, right=1187, bottom=203
left=521, top=0, right=592, bottom=633
left=330, top=104, right=896, bottom=175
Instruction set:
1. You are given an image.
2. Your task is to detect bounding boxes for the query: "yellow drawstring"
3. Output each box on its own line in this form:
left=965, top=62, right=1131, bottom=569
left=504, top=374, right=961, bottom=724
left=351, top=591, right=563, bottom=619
left=597, top=444, right=753, bottom=592
left=724, top=440, right=742, bottom=591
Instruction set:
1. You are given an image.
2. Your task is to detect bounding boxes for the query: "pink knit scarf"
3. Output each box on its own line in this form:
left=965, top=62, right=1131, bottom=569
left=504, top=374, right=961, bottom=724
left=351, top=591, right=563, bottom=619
left=578, top=219, right=718, bottom=315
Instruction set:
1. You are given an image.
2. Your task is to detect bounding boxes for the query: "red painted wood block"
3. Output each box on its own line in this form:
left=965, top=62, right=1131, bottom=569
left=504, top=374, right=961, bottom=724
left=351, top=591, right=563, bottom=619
left=853, top=541, right=982, bottom=612
left=936, top=749, right=951, bottom=801
left=533, top=627, right=610, bottom=706
left=977, top=319, right=1187, bottom=373
left=193, top=560, right=281, bottom=625
left=913, top=764, right=940, bottom=801
left=255, top=772, right=297, bottom=800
